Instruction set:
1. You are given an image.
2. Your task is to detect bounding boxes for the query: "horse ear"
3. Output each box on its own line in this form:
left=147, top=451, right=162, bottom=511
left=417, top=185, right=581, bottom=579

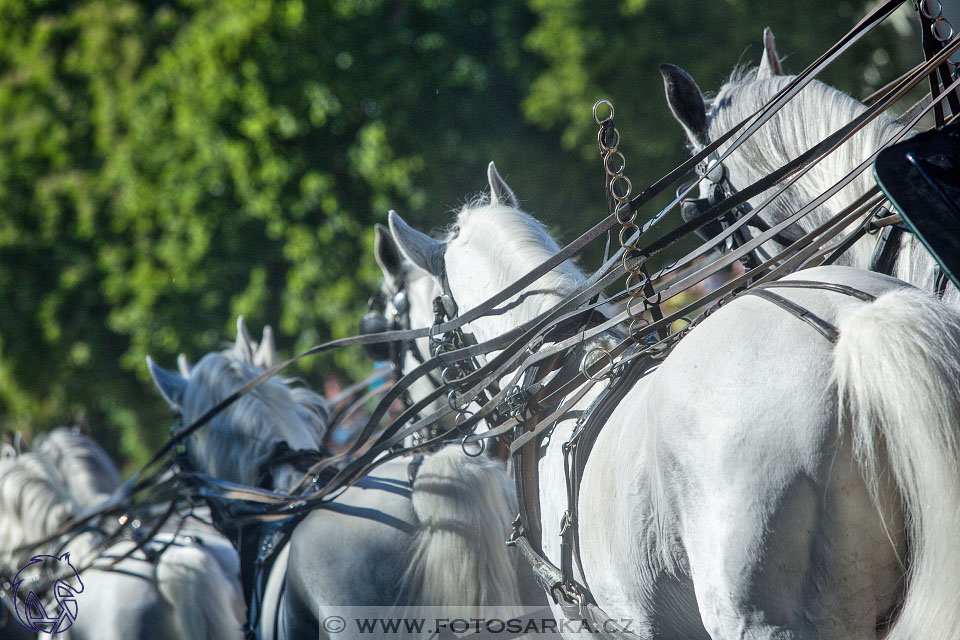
left=147, top=356, right=188, bottom=409
left=388, top=210, right=446, bottom=278
left=487, top=161, right=518, bottom=208
left=374, top=223, right=405, bottom=282
left=254, top=325, right=277, bottom=369
left=177, top=353, right=192, bottom=378
left=758, top=27, right=782, bottom=78
left=59, top=552, right=71, bottom=563
left=235, top=317, right=255, bottom=364
left=13, top=432, right=28, bottom=453
left=74, top=413, right=90, bottom=436
left=660, top=63, right=709, bottom=147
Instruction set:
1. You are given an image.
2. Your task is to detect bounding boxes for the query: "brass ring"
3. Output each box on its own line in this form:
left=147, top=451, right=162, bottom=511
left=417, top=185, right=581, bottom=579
left=621, top=247, right=645, bottom=275
left=625, top=271, right=647, bottom=296
left=610, top=175, right=633, bottom=202
left=628, top=316, right=650, bottom=341
left=604, top=151, right=626, bottom=177
left=616, top=205, right=637, bottom=226
left=618, top=222, right=639, bottom=247
left=626, top=294, right=648, bottom=320
left=455, top=409, right=476, bottom=436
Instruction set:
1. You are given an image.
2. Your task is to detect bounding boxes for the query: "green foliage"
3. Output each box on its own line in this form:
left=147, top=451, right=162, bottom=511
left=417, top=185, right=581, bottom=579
left=0, top=0, right=922, bottom=468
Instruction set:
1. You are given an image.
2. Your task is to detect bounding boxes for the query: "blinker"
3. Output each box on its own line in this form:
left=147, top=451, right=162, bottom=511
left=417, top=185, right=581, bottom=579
left=680, top=182, right=727, bottom=242
left=359, top=311, right=392, bottom=362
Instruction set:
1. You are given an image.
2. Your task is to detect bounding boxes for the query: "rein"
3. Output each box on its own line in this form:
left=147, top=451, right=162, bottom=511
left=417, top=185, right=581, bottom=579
left=21, top=2, right=954, bottom=595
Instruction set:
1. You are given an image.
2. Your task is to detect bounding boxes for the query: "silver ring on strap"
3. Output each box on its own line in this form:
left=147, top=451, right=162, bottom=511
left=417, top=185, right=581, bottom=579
left=593, top=99, right=614, bottom=125
left=461, top=434, right=485, bottom=457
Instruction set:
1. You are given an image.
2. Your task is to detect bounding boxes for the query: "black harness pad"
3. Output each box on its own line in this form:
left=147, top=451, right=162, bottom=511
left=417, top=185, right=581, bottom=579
left=874, top=122, right=960, bottom=290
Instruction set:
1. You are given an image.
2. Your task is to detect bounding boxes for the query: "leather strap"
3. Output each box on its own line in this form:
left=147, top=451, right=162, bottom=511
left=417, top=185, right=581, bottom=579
left=914, top=0, right=960, bottom=127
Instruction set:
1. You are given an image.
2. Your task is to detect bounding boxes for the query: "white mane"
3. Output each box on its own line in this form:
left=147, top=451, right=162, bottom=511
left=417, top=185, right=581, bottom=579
left=444, top=199, right=587, bottom=339
left=0, top=430, right=126, bottom=571
left=178, top=349, right=330, bottom=492
left=35, top=427, right=123, bottom=508
left=707, top=70, right=904, bottom=268
left=0, top=449, right=85, bottom=572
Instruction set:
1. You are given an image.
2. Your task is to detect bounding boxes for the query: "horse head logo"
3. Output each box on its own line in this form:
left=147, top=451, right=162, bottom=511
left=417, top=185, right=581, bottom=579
left=12, top=552, right=83, bottom=634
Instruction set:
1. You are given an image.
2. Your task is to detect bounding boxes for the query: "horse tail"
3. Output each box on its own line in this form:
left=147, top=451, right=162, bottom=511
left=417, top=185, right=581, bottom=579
left=154, top=541, right=246, bottom=640
left=833, top=288, right=960, bottom=640
left=401, top=445, right=521, bottom=613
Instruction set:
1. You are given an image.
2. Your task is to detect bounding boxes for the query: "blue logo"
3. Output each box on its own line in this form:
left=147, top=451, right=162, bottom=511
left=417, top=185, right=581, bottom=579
left=12, top=553, right=83, bottom=635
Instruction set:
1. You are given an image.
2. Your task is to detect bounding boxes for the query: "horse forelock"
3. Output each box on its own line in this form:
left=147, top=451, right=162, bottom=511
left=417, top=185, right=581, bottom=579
left=179, top=350, right=329, bottom=488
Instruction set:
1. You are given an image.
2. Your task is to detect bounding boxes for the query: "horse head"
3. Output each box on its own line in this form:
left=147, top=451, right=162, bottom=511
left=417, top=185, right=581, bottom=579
left=147, top=319, right=329, bottom=492
left=385, top=162, right=585, bottom=348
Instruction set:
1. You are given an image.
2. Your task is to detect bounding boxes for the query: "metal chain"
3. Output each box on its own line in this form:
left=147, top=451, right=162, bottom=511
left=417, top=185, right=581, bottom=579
left=919, top=0, right=955, bottom=45
left=428, top=297, right=486, bottom=457
left=594, top=100, right=655, bottom=347
left=915, top=0, right=960, bottom=126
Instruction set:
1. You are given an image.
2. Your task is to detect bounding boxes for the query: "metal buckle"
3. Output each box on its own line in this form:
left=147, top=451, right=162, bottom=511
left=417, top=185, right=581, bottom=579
left=698, top=153, right=726, bottom=184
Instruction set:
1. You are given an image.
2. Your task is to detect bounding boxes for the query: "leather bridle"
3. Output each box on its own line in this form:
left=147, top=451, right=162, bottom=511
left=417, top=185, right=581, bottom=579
left=679, top=152, right=813, bottom=271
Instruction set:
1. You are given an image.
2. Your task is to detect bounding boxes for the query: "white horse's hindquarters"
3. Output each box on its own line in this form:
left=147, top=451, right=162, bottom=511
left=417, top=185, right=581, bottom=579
left=577, top=382, right=709, bottom=640
left=579, top=267, right=909, bottom=639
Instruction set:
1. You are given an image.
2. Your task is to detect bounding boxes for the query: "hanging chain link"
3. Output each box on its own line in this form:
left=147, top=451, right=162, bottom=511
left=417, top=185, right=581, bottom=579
left=427, top=297, right=486, bottom=457
left=919, top=0, right=956, bottom=45
left=594, top=100, right=657, bottom=347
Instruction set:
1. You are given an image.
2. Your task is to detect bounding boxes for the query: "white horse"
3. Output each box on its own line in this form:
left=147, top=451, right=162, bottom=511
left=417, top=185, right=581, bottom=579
left=383, top=163, right=960, bottom=639
left=373, top=222, right=506, bottom=457
left=660, top=27, right=959, bottom=305
left=0, top=428, right=245, bottom=640
left=147, top=318, right=543, bottom=640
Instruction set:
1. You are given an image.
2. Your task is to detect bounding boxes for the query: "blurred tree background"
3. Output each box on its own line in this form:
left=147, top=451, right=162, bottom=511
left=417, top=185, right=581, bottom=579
left=0, top=0, right=922, bottom=468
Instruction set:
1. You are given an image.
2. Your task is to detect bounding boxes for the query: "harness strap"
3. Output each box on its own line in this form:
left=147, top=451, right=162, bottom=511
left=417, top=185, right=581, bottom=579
left=740, top=281, right=877, bottom=342
left=511, top=535, right=644, bottom=640
left=148, top=0, right=913, bottom=490
left=914, top=0, right=960, bottom=127
left=563, top=354, right=652, bottom=596
left=511, top=350, right=581, bottom=555
left=754, top=280, right=878, bottom=302
left=742, top=289, right=841, bottom=341
left=870, top=223, right=906, bottom=275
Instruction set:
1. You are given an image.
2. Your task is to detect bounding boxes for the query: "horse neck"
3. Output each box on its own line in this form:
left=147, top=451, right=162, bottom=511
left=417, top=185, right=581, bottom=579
left=713, top=76, right=901, bottom=269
